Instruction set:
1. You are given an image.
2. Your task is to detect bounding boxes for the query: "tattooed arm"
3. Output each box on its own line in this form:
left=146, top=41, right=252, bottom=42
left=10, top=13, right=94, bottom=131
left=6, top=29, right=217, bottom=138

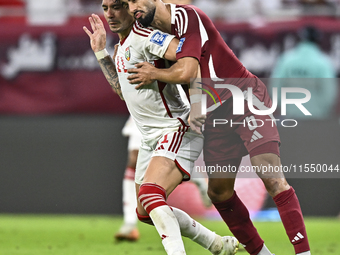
left=98, top=51, right=124, bottom=100
left=83, top=14, right=123, bottom=100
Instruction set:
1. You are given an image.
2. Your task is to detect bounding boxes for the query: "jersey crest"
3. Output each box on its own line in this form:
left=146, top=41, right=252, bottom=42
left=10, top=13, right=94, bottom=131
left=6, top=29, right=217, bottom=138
left=125, top=47, right=130, bottom=61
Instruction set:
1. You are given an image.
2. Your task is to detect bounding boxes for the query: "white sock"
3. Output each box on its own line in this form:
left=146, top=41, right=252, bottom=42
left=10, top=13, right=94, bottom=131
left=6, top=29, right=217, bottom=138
left=191, top=177, right=208, bottom=193
left=297, top=252, right=311, bottom=255
left=258, top=244, right=272, bottom=255
left=172, top=207, right=216, bottom=250
left=122, top=177, right=137, bottom=226
left=150, top=205, right=186, bottom=255
left=191, top=178, right=212, bottom=207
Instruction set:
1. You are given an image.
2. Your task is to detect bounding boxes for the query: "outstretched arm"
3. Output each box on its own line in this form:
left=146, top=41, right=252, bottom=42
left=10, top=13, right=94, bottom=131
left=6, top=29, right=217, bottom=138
left=83, top=14, right=123, bottom=100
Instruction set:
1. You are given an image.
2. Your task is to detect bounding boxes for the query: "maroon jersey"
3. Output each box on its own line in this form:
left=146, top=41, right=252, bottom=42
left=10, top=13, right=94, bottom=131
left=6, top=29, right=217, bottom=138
left=170, top=4, right=261, bottom=109
left=168, top=5, right=280, bottom=165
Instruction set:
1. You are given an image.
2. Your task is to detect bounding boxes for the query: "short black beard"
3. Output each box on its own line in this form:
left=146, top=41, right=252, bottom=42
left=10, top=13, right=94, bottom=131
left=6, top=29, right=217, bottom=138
left=139, top=6, right=155, bottom=27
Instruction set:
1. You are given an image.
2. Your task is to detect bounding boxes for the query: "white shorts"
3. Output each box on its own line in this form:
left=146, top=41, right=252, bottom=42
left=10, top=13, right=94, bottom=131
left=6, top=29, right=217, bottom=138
left=135, top=127, right=203, bottom=185
left=122, top=116, right=142, bottom=151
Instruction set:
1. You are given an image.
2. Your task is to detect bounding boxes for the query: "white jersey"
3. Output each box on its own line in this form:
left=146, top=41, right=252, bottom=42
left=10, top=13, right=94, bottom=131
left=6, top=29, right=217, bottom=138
left=115, top=22, right=190, bottom=150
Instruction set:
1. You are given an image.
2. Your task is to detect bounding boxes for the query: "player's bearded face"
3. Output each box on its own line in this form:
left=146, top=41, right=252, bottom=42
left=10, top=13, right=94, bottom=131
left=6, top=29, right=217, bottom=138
left=137, top=5, right=155, bottom=27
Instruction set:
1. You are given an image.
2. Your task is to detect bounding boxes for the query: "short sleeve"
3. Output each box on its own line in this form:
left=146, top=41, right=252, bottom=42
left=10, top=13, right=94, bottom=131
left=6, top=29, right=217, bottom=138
left=174, top=7, right=202, bottom=61
left=144, top=30, right=175, bottom=59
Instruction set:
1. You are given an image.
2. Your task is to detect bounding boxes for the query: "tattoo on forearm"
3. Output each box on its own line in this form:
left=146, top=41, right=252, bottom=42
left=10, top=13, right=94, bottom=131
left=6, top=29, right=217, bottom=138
left=98, top=56, right=124, bottom=100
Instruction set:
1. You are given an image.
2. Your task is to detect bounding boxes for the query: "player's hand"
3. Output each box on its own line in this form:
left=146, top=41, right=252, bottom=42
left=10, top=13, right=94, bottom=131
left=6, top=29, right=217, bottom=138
left=83, top=14, right=107, bottom=53
left=127, top=62, right=156, bottom=89
left=189, top=102, right=206, bottom=135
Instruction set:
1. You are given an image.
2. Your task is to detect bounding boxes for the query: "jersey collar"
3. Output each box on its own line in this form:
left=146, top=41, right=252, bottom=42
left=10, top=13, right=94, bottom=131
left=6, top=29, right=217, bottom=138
left=120, top=31, right=131, bottom=46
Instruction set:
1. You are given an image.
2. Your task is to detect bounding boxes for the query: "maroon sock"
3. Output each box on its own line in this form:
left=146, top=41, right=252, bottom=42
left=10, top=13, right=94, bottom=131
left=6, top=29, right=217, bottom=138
left=273, top=187, right=310, bottom=254
left=213, top=191, right=264, bottom=255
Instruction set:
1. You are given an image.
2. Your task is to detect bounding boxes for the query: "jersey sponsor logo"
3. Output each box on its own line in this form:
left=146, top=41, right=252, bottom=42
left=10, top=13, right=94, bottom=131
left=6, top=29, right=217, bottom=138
left=176, top=38, right=186, bottom=53
left=150, top=31, right=168, bottom=46
left=291, top=232, right=304, bottom=243
left=156, top=145, right=165, bottom=151
left=125, top=47, right=130, bottom=61
left=250, top=130, right=263, bottom=143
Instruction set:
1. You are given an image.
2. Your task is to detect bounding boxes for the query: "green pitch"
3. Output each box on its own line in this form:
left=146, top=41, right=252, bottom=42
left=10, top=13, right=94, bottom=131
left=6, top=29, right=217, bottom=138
left=0, top=215, right=339, bottom=255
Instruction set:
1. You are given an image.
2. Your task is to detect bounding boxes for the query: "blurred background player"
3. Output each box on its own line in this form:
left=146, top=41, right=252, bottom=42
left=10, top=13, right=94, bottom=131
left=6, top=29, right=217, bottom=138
left=114, top=116, right=141, bottom=241
left=271, top=25, right=338, bottom=120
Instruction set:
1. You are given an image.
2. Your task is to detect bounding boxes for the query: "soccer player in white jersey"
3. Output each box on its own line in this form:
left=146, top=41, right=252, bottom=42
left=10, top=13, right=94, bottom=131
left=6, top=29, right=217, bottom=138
left=115, top=114, right=211, bottom=241
left=83, top=1, right=238, bottom=254
left=115, top=88, right=211, bottom=241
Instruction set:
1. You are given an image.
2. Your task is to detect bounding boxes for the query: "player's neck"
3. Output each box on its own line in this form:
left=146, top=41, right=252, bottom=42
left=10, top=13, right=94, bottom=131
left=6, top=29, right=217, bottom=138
left=118, top=27, right=132, bottom=42
left=151, top=3, right=171, bottom=34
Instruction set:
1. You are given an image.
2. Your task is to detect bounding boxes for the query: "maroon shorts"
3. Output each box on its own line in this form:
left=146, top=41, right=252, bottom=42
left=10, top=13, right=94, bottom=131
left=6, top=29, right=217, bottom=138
left=203, top=80, right=281, bottom=163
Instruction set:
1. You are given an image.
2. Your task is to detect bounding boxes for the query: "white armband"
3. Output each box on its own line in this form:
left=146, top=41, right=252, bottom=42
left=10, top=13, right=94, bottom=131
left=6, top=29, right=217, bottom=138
left=190, top=94, right=202, bottom=104
left=95, top=48, right=110, bottom=60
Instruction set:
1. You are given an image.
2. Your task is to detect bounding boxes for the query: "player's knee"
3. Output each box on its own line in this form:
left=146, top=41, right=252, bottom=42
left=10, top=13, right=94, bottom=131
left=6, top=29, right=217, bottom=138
left=207, top=185, right=234, bottom=202
left=207, top=178, right=235, bottom=202
left=137, top=183, right=168, bottom=225
left=262, top=178, right=290, bottom=197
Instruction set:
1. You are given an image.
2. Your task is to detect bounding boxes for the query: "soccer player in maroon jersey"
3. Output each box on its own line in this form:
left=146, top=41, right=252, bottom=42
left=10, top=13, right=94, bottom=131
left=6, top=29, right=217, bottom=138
left=123, top=1, right=311, bottom=255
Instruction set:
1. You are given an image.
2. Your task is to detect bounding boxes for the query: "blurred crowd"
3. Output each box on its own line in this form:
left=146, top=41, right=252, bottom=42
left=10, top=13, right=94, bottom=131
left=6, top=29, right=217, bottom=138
left=1, top=0, right=340, bottom=24
left=1, top=0, right=339, bottom=118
